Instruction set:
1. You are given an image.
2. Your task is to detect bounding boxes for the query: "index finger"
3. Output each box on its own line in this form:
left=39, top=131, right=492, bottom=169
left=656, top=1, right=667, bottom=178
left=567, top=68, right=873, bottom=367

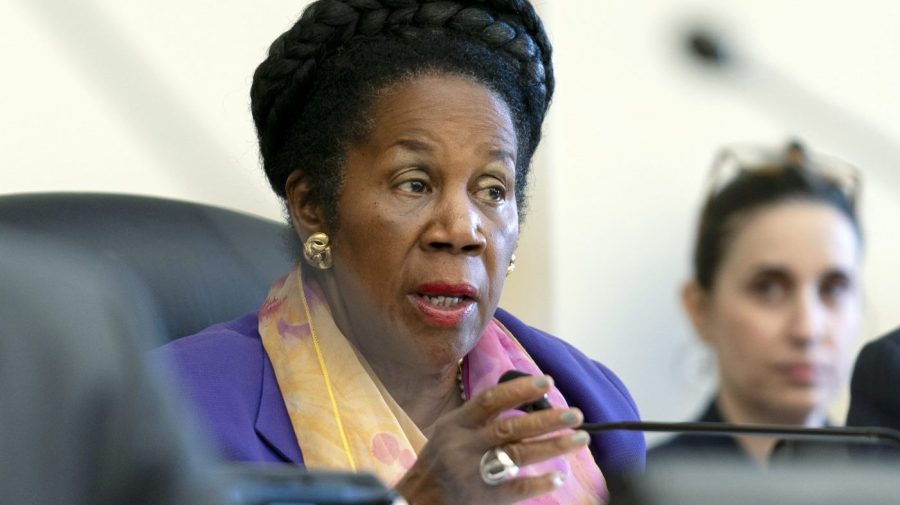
left=458, top=374, right=554, bottom=427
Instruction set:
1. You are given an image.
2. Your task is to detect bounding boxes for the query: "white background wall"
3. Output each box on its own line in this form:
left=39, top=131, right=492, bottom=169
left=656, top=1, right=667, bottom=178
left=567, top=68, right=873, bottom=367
left=3, top=0, right=899, bottom=432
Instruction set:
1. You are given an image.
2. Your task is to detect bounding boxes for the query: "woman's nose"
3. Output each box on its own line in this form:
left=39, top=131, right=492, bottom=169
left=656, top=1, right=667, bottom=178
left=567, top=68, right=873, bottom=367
left=422, top=192, right=487, bottom=255
left=788, top=289, right=828, bottom=346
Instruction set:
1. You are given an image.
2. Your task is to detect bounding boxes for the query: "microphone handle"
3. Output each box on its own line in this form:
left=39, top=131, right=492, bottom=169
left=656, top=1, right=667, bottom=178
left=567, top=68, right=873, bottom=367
left=492, top=372, right=900, bottom=448
left=580, top=421, right=900, bottom=447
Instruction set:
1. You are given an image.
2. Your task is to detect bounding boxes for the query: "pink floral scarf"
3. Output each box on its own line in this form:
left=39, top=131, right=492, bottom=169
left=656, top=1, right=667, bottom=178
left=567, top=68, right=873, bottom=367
left=259, top=266, right=607, bottom=503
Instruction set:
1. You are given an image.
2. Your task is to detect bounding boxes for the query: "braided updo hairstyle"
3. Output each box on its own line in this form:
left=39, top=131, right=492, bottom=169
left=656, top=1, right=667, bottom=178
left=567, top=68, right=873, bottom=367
left=250, top=0, right=553, bottom=229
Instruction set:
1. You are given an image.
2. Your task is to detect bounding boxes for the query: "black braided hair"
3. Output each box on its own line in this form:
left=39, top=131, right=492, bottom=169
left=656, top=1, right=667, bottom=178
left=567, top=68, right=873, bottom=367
left=250, top=0, right=553, bottom=228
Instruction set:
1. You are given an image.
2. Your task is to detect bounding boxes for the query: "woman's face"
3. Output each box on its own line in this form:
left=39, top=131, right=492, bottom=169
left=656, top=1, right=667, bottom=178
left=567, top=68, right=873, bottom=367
left=692, top=200, right=862, bottom=423
left=313, top=74, right=519, bottom=373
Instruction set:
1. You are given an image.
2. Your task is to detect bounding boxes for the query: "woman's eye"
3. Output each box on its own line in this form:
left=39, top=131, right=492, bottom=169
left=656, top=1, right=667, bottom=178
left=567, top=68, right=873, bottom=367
left=750, top=278, right=788, bottom=303
left=820, top=275, right=851, bottom=303
left=397, top=180, right=429, bottom=194
left=475, top=184, right=506, bottom=203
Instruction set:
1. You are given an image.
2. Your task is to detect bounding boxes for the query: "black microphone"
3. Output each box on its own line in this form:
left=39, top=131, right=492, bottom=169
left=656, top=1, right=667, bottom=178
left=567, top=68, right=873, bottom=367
left=498, top=370, right=552, bottom=413
left=496, top=372, right=900, bottom=447
left=580, top=420, right=900, bottom=448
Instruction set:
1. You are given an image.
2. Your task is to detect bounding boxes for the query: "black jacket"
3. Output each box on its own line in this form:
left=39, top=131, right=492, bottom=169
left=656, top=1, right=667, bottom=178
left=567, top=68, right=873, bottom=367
left=847, top=328, right=900, bottom=431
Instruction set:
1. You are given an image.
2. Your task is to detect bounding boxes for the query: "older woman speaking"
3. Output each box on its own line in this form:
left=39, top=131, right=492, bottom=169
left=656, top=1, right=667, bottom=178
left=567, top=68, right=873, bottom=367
left=158, top=1, right=644, bottom=503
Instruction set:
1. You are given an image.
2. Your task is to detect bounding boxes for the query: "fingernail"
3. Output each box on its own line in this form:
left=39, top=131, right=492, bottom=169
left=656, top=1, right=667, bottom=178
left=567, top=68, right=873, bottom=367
left=561, top=410, right=578, bottom=425
left=533, top=376, right=549, bottom=388
left=551, top=472, right=566, bottom=488
left=570, top=431, right=590, bottom=445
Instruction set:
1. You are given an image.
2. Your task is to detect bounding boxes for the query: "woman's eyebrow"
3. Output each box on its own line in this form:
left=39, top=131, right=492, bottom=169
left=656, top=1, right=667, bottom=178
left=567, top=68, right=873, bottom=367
left=486, top=148, right=516, bottom=164
left=821, top=267, right=853, bottom=280
left=389, top=138, right=434, bottom=153
left=749, top=265, right=791, bottom=279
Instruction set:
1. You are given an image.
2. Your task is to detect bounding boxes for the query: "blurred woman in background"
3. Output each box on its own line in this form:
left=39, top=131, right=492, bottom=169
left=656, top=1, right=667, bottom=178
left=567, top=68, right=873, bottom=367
left=650, top=141, right=864, bottom=466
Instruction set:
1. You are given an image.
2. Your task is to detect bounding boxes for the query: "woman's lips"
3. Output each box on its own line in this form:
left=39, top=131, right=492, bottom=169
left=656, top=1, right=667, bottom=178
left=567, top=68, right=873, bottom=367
left=416, top=282, right=477, bottom=299
left=775, top=362, right=830, bottom=385
left=411, top=282, right=478, bottom=327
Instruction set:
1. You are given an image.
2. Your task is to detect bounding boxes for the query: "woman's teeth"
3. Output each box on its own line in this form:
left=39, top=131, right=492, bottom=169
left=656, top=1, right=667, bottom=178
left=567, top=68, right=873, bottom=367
left=423, top=295, right=464, bottom=308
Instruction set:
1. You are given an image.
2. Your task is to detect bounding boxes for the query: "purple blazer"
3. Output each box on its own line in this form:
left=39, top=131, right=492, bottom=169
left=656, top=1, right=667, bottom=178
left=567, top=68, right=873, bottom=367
left=155, top=308, right=646, bottom=477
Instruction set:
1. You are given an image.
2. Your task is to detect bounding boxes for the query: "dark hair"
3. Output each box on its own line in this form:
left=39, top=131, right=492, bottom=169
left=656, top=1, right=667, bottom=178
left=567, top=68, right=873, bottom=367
left=250, top=0, right=553, bottom=229
left=693, top=146, right=862, bottom=291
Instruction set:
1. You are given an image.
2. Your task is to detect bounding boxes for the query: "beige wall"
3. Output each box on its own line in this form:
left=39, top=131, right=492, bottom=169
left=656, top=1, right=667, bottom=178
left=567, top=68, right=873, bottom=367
left=3, top=0, right=899, bottom=428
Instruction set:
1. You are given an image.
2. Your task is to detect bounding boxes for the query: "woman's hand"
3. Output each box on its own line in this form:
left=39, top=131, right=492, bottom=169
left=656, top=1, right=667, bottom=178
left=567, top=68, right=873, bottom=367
left=394, top=375, right=590, bottom=504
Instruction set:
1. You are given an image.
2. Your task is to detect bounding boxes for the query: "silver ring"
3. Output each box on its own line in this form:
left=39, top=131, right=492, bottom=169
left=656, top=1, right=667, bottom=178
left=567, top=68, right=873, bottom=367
left=480, top=447, right=520, bottom=486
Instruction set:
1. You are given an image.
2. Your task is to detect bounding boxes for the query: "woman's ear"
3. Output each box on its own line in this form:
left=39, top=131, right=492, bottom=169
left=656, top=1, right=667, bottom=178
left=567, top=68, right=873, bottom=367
left=682, top=280, right=713, bottom=345
left=284, top=170, right=326, bottom=241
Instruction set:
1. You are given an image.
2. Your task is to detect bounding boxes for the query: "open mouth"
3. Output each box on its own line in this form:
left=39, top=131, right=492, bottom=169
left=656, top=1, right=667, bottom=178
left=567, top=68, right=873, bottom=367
left=419, top=295, right=470, bottom=309
left=412, top=283, right=478, bottom=326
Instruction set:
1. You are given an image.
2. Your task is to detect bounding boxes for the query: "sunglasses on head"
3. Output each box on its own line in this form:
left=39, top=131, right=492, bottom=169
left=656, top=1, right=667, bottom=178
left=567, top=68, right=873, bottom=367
left=706, top=140, right=861, bottom=208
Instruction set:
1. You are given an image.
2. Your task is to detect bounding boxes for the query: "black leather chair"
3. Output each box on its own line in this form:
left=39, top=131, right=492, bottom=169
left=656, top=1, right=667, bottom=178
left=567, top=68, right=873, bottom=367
left=0, top=227, right=224, bottom=504
left=0, top=192, right=295, bottom=345
left=0, top=222, right=395, bottom=505
left=0, top=193, right=398, bottom=504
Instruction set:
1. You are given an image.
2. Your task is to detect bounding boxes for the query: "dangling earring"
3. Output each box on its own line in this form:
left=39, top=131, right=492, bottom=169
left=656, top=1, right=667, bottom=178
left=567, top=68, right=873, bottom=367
left=303, top=232, right=332, bottom=270
left=506, top=254, right=517, bottom=277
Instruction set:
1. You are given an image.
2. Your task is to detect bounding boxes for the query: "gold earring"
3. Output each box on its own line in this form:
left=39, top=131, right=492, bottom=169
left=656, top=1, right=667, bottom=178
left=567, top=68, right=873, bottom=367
left=303, top=232, right=332, bottom=270
left=506, top=254, right=517, bottom=277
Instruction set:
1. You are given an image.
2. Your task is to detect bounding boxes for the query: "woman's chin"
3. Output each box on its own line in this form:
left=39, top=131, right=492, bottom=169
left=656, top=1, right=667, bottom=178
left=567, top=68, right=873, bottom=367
left=766, top=389, right=834, bottom=424
left=381, top=307, right=481, bottom=364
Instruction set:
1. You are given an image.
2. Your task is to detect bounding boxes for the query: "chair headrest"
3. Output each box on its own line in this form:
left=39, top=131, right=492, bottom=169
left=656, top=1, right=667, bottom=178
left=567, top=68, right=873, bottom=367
left=0, top=192, right=295, bottom=344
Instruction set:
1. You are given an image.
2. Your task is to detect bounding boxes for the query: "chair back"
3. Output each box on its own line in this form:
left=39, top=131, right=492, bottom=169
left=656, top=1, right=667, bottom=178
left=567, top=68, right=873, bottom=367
left=0, top=192, right=295, bottom=344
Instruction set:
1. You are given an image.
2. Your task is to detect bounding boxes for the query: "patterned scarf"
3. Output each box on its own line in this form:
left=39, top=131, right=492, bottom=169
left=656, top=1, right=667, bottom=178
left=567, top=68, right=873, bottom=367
left=259, top=266, right=607, bottom=503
